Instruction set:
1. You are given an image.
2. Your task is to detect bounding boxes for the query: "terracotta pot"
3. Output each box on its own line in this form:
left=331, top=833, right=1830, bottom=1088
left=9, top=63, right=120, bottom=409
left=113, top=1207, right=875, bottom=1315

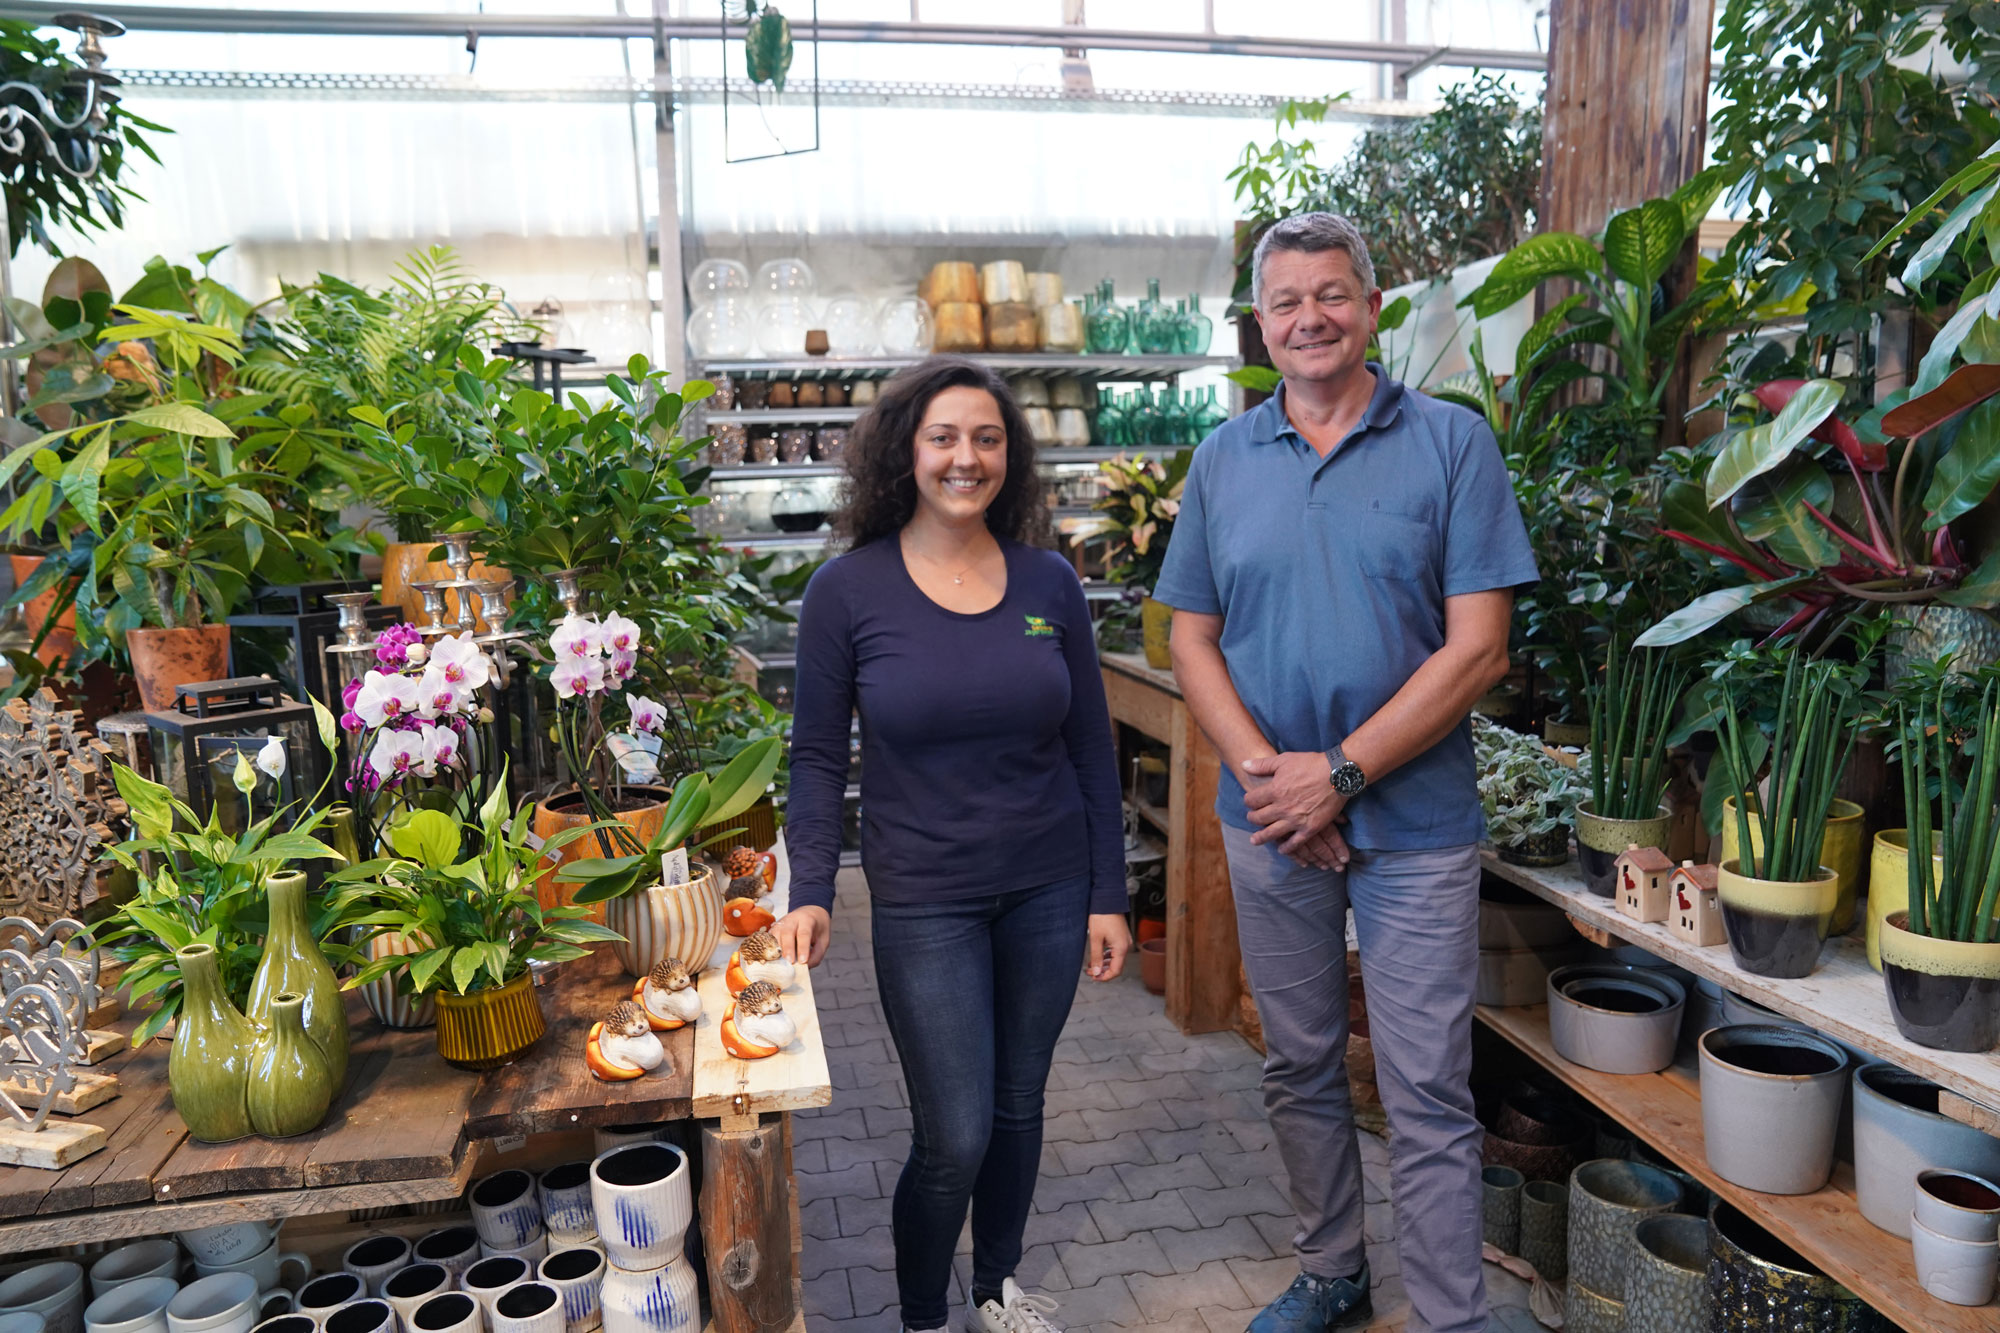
left=378, top=541, right=506, bottom=628
left=1136, top=916, right=1166, bottom=945
left=126, top=624, right=232, bottom=712
left=1138, top=939, right=1166, bottom=994
left=434, top=973, right=546, bottom=1071
left=530, top=786, right=671, bottom=919
left=8, top=552, right=78, bottom=665
left=604, top=866, right=724, bottom=979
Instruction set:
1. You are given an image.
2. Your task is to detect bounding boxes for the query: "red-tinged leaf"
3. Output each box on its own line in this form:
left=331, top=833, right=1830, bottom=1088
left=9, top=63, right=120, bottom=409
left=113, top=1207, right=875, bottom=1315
left=1753, top=379, right=1885, bottom=471
left=1882, top=364, right=2000, bottom=438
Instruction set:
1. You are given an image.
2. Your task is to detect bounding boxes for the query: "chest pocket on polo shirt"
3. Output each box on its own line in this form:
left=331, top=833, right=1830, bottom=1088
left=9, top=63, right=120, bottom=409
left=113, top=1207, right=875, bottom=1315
left=1353, top=496, right=1435, bottom=582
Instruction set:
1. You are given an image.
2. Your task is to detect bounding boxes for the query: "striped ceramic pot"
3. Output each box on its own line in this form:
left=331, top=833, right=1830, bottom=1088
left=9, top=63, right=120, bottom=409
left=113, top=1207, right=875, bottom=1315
left=359, top=930, right=437, bottom=1030
left=536, top=1247, right=605, bottom=1333
left=434, top=973, right=547, bottom=1071
left=589, top=1144, right=692, bottom=1272
left=599, top=1257, right=697, bottom=1333
left=605, top=867, right=722, bottom=979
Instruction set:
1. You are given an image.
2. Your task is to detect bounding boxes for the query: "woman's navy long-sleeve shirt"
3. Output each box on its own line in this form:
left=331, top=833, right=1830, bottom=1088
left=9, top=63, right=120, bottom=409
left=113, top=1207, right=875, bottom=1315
left=785, top=536, right=1127, bottom=917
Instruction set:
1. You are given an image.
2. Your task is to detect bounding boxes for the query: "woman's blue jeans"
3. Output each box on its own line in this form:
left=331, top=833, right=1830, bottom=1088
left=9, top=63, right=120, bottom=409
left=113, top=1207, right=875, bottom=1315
left=870, top=874, right=1089, bottom=1329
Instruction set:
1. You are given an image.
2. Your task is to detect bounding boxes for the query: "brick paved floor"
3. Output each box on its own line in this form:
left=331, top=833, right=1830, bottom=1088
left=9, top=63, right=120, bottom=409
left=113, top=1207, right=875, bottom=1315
left=797, top=870, right=1537, bottom=1332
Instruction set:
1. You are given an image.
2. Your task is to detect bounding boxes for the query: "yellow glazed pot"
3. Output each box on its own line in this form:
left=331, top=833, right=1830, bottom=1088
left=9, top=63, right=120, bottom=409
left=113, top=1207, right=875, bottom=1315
left=434, top=972, right=546, bottom=1071
left=1716, top=858, right=1838, bottom=979
left=1867, top=830, right=1945, bottom=972
left=1140, top=596, right=1173, bottom=670
left=1720, top=796, right=1865, bottom=936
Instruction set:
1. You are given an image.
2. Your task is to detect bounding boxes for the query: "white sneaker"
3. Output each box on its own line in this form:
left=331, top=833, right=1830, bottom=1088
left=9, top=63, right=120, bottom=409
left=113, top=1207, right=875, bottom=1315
left=966, top=1278, right=1063, bottom=1333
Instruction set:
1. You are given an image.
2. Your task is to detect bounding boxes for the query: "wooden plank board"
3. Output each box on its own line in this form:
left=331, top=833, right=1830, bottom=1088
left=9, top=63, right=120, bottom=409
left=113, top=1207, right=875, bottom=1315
left=1481, top=850, right=2000, bottom=1112
left=1477, top=1001, right=1989, bottom=1333
left=464, top=948, right=694, bottom=1139
left=1102, top=651, right=1182, bottom=701
left=690, top=965, right=830, bottom=1123
left=0, top=1024, right=169, bottom=1219
left=46, top=1034, right=184, bottom=1212
left=0, top=1067, right=118, bottom=1114
left=304, top=1022, right=479, bottom=1187
left=1939, top=1091, right=2000, bottom=1140
left=1102, top=656, right=1178, bottom=741
left=0, top=1119, right=106, bottom=1169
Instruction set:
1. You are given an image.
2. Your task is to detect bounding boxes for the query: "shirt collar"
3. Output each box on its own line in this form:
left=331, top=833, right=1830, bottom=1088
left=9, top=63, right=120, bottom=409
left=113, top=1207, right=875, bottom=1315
left=1249, top=363, right=1406, bottom=445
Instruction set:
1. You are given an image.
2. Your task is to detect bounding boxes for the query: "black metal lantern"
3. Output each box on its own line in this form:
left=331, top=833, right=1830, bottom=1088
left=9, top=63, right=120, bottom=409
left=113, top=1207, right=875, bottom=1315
left=145, top=678, right=322, bottom=826
left=228, top=581, right=401, bottom=711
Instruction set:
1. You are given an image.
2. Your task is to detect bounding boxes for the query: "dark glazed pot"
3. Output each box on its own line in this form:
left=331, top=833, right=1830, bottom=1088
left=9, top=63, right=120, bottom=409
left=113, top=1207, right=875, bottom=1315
left=1879, top=911, right=2000, bottom=1053
left=1717, top=859, right=1836, bottom=979
left=1706, top=1201, right=1887, bottom=1332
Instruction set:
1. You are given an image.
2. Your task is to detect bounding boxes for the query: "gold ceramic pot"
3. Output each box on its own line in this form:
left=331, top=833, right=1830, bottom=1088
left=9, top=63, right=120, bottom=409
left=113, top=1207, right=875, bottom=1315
left=1721, top=796, right=1866, bottom=936
left=1867, top=830, right=1944, bottom=971
left=434, top=972, right=546, bottom=1071
left=1140, top=596, right=1173, bottom=670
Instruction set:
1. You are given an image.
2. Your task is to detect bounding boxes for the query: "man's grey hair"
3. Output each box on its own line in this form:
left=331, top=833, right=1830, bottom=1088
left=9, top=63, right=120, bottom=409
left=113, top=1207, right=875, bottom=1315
left=1251, top=212, right=1378, bottom=308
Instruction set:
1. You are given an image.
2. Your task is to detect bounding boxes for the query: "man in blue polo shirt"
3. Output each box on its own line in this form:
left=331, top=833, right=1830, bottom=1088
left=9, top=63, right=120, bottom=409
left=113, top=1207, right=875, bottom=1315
left=1154, top=213, right=1536, bottom=1333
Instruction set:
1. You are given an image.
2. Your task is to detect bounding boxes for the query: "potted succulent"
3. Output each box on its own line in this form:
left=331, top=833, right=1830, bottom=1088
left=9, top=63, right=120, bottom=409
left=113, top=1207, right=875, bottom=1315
left=1881, top=668, right=2000, bottom=1051
left=1574, top=635, right=1687, bottom=894
left=1071, top=451, right=1190, bottom=669
left=1712, top=646, right=1860, bottom=978
left=331, top=788, right=626, bottom=1070
left=1475, top=716, right=1582, bottom=866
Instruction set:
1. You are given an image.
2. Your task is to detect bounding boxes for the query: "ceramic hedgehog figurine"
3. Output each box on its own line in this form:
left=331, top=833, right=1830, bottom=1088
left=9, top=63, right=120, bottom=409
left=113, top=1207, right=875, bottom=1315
left=585, top=1000, right=667, bottom=1081
left=721, top=979, right=795, bottom=1059
left=726, top=930, right=795, bottom=995
left=632, top=956, right=702, bottom=1032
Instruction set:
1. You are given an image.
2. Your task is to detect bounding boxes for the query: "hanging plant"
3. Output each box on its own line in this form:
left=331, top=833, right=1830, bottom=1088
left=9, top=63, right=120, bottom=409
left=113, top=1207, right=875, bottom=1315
left=738, top=1, right=794, bottom=93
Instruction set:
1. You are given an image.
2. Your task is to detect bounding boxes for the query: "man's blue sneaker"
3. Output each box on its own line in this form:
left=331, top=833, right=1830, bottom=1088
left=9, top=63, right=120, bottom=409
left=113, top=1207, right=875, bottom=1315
left=1246, top=1264, right=1372, bottom=1333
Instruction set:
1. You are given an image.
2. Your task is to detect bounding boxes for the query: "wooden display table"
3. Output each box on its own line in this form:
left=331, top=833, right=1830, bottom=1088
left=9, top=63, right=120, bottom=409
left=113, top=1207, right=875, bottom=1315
left=1100, top=652, right=1238, bottom=1034
left=1478, top=848, right=2000, bottom=1332
left=0, top=947, right=829, bottom=1333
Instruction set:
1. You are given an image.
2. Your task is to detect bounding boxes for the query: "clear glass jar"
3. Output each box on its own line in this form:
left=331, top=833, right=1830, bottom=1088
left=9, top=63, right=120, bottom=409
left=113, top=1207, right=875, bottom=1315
left=756, top=298, right=818, bottom=357
left=877, top=298, right=935, bottom=355
left=754, top=257, right=817, bottom=299
left=771, top=484, right=829, bottom=533
left=822, top=295, right=878, bottom=357
left=687, top=296, right=755, bottom=359
left=690, top=259, right=750, bottom=302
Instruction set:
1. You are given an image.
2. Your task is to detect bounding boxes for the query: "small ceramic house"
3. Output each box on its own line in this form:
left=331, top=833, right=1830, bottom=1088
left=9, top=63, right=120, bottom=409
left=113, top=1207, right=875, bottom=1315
left=1615, top=844, right=1677, bottom=923
left=1669, top=861, right=1725, bottom=946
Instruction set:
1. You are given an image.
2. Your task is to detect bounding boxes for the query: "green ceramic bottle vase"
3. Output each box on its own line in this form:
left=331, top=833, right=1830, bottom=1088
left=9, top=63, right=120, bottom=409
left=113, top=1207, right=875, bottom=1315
left=169, top=942, right=258, bottom=1144
left=246, top=991, right=335, bottom=1137
left=248, top=870, right=350, bottom=1088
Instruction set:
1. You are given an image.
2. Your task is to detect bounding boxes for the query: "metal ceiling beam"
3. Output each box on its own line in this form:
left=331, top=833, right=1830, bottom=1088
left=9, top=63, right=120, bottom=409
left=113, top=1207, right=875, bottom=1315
left=0, top=2, right=1546, bottom=71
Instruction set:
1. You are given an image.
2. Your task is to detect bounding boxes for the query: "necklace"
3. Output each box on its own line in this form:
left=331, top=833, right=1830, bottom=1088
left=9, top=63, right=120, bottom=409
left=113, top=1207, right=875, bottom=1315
left=905, top=535, right=980, bottom=585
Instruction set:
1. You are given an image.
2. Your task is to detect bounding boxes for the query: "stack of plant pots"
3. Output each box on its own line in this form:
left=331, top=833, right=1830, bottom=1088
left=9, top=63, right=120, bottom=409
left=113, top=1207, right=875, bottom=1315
left=1564, top=1159, right=1682, bottom=1333
left=589, top=1143, right=699, bottom=1333
left=1476, top=878, right=1584, bottom=1006
left=1698, top=1025, right=1848, bottom=1196
left=1853, top=1063, right=2000, bottom=1239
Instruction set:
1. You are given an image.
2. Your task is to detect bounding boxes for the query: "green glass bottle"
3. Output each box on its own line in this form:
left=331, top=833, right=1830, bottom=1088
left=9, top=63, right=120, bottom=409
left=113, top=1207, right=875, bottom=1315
left=245, top=991, right=335, bottom=1138
left=1182, top=294, right=1213, bottom=355
left=1135, top=279, right=1176, bottom=355
left=169, top=943, right=256, bottom=1143
left=249, top=870, right=350, bottom=1088
left=1085, top=279, right=1129, bottom=355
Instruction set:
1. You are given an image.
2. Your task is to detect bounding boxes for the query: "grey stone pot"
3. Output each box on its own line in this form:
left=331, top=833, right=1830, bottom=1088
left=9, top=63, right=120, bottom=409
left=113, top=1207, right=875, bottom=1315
left=1519, top=1179, right=1568, bottom=1282
left=1547, top=964, right=1686, bottom=1075
left=1481, top=1165, right=1523, bottom=1255
left=1624, top=1213, right=1712, bottom=1333
left=1698, top=1025, right=1848, bottom=1195
left=1565, top=1281, right=1623, bottom=1333
left=1854, top=1062, right=2000, bottom=1238
left=1567, top=1158, right=1681, bottom=1298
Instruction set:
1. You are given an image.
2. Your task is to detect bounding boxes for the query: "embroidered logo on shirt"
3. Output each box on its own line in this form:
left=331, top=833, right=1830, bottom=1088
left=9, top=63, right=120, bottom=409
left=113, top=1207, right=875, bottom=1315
left=1023, top=614, right=1055, bottom=638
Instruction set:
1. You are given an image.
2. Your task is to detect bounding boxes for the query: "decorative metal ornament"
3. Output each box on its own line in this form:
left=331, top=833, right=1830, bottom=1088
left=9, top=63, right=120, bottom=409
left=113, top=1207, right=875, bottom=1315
left=409, top=582, right=452, bottom=639
left=548, top=568, right=591, bottom=618
left=0, top=981, right=83, bottom=1132
left=0, top=916, right=99, bottom=1045
left=0, top=691, right=125, bottom=925
left=323, top=589, right=384, bottom=695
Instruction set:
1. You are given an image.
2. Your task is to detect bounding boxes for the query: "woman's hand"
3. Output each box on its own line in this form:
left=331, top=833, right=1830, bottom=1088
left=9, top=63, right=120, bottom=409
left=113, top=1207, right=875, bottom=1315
left=1085, top=913, right=1132, bottom=982
left=772, top=906, right=832, bottom=967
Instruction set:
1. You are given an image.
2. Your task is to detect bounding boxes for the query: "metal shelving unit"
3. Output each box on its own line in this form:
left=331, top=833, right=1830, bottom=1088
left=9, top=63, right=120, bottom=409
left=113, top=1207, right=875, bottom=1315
left=708, top=407, right=867, bottom=425
left=703, top=353, right=1236, bottom=382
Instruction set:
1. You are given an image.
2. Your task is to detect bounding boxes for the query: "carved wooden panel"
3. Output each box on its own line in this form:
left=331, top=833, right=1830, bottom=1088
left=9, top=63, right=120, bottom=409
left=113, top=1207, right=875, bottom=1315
left=0, top=691, right=126, bottom=924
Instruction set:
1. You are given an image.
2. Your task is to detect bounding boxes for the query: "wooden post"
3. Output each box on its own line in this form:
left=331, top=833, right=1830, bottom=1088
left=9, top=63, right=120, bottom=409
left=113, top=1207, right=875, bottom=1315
left=1166, top=698, right=1236, bottom=1034
left=699, top=1113, right=801, bottom=1333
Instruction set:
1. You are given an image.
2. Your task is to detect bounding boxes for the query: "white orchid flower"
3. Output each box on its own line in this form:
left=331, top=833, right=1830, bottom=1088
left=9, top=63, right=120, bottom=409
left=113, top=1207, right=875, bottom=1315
left=414, top=665, right=458, bottom=720
left=550, top=614, right=603, bottom=661
left=405, top=642, right=428, bottom=666
left=422, top=723, right=460, bottom=772
left=601, top=613, right=641, bottom=655
left=255, top=736, right=287, bottom=779
left=367, top=730, right=426, bottom=784
left=430, top=633, right=491, bottom=692
left=353, top=670, right=415, bottom=728
left=628, top=695, right=667, bottom=734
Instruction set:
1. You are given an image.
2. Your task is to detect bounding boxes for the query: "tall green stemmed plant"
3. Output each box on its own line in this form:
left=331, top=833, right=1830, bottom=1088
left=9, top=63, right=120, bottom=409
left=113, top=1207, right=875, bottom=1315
left=1716, top=650, right=1857, bottom=883
left=1584, top=638, right=1689, bottom=821
left=1899, top=678, right=2000, bottom=944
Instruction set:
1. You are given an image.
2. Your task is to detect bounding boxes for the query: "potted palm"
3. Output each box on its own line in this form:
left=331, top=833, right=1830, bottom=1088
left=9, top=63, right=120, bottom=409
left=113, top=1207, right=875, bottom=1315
left=1071, top=452, right=1190, bottom=668
left=1713, top=647, right=1860, bottom=978
left=1881, top=670, right=2000, bottom=1051
left=1574, top=636, right=1687, bottom=895
left=1475, top=717, right=1582, bottom=866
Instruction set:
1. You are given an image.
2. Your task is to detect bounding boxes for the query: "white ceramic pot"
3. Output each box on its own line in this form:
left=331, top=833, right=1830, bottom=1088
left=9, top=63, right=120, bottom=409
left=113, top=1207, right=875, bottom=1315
left=534, top=1251, right=602, bottom=1333
left=318, top=1302, right=393, bottom=1333
left=1475, top=944, right=1585, bottom=1007
left=165, top=1275, right=288, bottom=1333
left=0, top=1264, right=85, bottom=1333
left=588, top=1145, right=693, bottom=1273
left=192, top=1244, right=307, bottom=1299
left=0, top=1315, right=46, bottom=1333
left=1915, top=1168, right=2000, bottom=1242
left=357, top=930, right=437, bottom=1030
left=177, top=1228, right=277, bottom=1272
left=410, top=1232, right=480, bottom=1284
left=598, top=1261, right=697, bottom=1333
left=1546, top=965, right=1685, bottom=1075
left=476, top=1238, right=545, bottom=1270
left=605, top=871, right=721, bottom=980
left=459, top=1259, right=529, bottom=1323
left=380, top=1267, right=450, bottom=1333
left=341, top=1238, right=411, bottom=1299
left=1697, top=1025, right=1848, bottom=1195
left=82, top=1278, right=179, bottom=1333
left=470, top=1171, right=543, bottom=1252
left=489, top=1285, right=561, bottom=1333
left=90, top=1243, right=182, bottom=1299
left=406, top=1294, right=479, bottom=1333
left=294, top=1274, right=365, bottom=1326
left=1911, top=1214, right=1999, bottom=1306
left=245, top=1317, right=314, bottom=1333
left=536, top=1164, right=596, bottom=1245
left=1854, top=1063, right=2000, bottom=1237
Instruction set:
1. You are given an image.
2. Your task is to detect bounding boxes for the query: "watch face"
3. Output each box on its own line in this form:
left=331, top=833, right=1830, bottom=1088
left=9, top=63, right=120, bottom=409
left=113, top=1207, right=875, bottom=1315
left=1333, top=763, right=1366, bottom=796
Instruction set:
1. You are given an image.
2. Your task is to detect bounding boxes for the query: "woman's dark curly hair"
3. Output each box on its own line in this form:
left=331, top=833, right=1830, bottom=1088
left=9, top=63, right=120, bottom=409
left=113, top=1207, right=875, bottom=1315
left=834, top=355, right=1048, bottom=549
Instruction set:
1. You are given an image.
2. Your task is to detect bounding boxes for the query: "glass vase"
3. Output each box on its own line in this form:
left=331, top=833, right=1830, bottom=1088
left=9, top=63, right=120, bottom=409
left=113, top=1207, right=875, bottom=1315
left=1135, top=278, right=1178, bottom=355
left=1084, top=281, right=1130, bottom=355
left=1180, top=295, right=1213, bottom=355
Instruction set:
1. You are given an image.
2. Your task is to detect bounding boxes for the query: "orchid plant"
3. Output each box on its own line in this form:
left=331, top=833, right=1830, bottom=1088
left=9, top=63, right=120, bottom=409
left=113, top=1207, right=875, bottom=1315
left=338, top=623, right=503, bottom=855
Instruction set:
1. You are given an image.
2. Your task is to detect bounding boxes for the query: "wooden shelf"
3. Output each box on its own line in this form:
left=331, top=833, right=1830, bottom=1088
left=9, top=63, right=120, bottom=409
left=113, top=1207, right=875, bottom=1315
left=1476, top=1001, right=1985, bottom=1333
left=1130, top=797, right=1170, bottom=835
left=1480, top=850, right=2000, bottom=1113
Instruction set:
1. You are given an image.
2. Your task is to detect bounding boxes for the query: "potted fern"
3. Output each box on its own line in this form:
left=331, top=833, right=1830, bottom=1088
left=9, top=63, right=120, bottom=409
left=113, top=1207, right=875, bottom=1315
left=1574, top=637, right=1687, bottom=896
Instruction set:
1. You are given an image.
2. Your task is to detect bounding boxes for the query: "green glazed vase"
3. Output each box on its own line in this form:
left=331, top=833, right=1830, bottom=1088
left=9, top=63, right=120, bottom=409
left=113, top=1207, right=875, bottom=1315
left=249, top=870, right=350, bottom=1088
left=169, top=943, right=257, bottom=1143
left=245, top=991, right=335, bottom=1137
left=327, top=804, right=362, bottom=867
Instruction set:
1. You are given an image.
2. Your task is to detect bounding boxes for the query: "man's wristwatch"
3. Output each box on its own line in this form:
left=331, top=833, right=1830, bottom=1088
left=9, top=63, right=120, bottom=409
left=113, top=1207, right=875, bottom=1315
left=1326, top=743, right=1368, bottom=797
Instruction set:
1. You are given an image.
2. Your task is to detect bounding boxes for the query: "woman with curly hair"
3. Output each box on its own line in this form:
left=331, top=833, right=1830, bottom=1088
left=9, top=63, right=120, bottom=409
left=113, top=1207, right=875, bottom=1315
left=777, top=355, right=1130, bottom=1333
